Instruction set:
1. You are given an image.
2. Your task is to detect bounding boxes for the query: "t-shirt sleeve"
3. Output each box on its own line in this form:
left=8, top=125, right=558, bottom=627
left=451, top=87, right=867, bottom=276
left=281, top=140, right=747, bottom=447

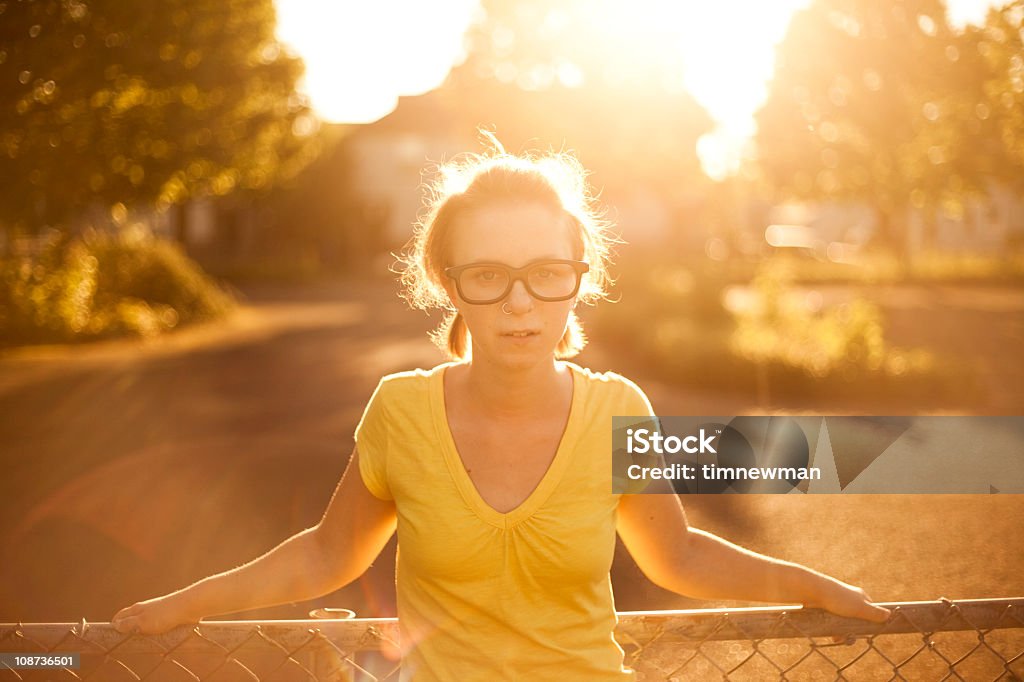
left=614, top=376, right=655, bottom=419
left=354, top=379, right=393, bottom=501
left=613, top=376, right=663, bottom=495
left=617, top=375, right=657, bottom=422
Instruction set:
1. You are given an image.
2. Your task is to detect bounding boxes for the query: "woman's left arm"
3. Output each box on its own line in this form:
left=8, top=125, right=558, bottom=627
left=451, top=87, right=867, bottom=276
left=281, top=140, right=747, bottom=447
left=616, top=490, right=891, bottom=622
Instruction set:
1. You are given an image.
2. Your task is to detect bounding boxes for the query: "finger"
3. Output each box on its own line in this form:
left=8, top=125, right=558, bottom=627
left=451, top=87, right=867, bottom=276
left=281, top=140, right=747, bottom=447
left=111, top=616, right=138, bottom=634
left=112, top=604, right=140, bottom=621
left=865, top=603, right=892, bottom=623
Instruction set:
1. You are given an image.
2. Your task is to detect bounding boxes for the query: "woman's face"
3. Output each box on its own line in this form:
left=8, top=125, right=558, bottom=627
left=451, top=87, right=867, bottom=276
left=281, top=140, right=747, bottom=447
left=445, top=200, right=579, bottom=370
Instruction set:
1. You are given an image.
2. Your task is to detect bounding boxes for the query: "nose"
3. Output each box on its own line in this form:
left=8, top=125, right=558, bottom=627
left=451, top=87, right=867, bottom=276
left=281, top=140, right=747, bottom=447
left=503, top=278, right=534, bottom=314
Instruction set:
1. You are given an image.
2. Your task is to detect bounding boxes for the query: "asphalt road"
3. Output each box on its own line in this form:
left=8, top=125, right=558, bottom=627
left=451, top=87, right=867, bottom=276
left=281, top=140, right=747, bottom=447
left=2, top=278, right=1022, bottom=625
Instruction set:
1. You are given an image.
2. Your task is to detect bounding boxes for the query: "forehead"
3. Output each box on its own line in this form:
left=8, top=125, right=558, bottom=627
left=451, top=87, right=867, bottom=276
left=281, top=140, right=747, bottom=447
left=449, top=201, right=577, bottom=266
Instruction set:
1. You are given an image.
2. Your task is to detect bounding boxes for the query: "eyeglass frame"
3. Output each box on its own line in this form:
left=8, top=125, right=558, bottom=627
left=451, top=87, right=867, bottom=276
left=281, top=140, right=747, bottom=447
left=443, top=259, right=590, bottom=305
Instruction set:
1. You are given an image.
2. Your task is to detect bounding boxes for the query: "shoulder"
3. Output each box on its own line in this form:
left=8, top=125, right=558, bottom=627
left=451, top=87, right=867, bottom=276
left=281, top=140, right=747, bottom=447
left=565, top=362, right=654, bottom=415
left=361, top=364, right=447, bottom=424
left=566, top=361, right=648, bottom=396
left=359, top=364, right=449, bottom=436
left=371, top=363, right=448, bottom=399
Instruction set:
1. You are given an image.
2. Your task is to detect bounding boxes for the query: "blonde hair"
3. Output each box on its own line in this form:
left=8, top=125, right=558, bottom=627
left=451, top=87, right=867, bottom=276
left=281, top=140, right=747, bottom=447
left=399, top=137, right=615, bottom=360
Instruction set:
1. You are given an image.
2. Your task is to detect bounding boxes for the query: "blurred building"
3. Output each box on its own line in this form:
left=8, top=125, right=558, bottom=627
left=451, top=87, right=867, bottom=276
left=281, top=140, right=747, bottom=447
left=339, top=92, right=472, bottom=251
left=906, top=185, right=1024, bottom=254
left=760, top=188, right=1024, bottom=262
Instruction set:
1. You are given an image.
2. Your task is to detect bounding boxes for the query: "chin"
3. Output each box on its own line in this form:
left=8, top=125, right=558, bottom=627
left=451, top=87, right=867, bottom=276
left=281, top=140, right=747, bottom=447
left=476, top=341, right=558, bottom=370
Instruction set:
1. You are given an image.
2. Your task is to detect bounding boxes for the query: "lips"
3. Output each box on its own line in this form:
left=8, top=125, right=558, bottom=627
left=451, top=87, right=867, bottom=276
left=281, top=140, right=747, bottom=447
left=503, top=330, right=539, bottom=338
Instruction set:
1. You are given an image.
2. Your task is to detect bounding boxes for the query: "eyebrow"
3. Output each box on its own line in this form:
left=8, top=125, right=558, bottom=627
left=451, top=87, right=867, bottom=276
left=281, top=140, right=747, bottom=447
left=460, top=256, right=572, bottom=267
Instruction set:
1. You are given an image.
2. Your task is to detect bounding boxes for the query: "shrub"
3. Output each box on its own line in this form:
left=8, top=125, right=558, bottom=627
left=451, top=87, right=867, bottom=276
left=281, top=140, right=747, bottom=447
left=589, top=256, right=985, bottom=407
left=728, top=262, right=904, bottom=378
left=0, top=230, right=234, bottom=346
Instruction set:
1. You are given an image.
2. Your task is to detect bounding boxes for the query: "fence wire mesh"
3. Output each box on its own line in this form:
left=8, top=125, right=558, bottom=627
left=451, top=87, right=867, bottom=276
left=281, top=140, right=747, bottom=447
left=1, top=598, right=1021, bottom=681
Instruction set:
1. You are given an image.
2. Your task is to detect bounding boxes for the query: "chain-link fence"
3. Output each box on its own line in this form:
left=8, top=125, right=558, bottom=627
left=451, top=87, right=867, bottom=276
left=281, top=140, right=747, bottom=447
left=620, top=598, right=1024, bottom=681
left=2, top=598, right=1021, bottom=680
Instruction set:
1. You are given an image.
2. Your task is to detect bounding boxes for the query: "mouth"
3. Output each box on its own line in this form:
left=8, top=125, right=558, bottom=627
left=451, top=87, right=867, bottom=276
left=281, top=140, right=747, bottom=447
left=503, top=330, right=540, bottom=338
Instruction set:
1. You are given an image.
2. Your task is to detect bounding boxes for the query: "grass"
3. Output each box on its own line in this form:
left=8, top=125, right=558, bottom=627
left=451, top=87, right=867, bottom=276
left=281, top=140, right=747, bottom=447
left=715, top=250, right=1024, bottom=286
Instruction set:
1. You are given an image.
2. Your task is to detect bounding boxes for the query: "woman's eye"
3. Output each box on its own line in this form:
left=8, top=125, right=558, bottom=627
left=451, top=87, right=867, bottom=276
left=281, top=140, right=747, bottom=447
left=535, top=268, right=554, bottom=278
left=474, top=269, right=500, bottom=281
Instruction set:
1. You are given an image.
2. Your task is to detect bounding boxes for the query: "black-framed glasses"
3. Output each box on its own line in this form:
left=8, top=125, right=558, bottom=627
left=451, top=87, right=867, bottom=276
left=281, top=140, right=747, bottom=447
left=444, top=259, right=590, bottom=304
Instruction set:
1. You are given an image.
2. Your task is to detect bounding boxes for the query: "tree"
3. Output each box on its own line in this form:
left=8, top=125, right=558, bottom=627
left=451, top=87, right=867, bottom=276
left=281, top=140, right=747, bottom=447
left=966, top=0, right=1024, bottom=192
left=0, top=0, right=319, bottom=235
left=754, top=0, right=979, bottom=257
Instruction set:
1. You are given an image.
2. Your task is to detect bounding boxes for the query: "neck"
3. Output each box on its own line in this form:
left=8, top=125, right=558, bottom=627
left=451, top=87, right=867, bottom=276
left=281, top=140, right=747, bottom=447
left=457, top=356, right=569, bottom=418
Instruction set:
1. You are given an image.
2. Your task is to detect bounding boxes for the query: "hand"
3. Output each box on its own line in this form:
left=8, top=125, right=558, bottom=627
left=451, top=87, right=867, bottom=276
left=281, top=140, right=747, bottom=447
left=111, top=594, right=198, bottom=636
left=813, top=579, right=891, bottom=623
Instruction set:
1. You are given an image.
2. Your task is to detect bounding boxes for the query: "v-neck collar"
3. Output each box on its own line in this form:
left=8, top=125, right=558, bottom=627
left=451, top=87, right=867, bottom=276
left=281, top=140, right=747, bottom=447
left=431, top=361, right=584, bottom=529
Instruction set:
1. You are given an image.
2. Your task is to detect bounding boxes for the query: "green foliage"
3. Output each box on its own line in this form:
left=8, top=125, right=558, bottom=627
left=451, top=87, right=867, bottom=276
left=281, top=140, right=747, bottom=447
left=726, top=250, right=1024, bottom=284
left=757, top=0, right=950, bottom=200
left=729, top=263, right=927, bottom=378
left=967, top=0, right=1024, bottom=190
left=590, top=255, right=985, bottom=406
left=0, top=0, right=320, bottom=232
left=755, top=0, right=1024, bottom=256
left=0, top=231, right=233, bottom=345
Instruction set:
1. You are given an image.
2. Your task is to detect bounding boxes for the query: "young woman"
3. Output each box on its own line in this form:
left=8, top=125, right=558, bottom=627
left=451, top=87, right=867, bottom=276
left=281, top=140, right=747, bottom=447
left=112, top=143, right=890, bottom=680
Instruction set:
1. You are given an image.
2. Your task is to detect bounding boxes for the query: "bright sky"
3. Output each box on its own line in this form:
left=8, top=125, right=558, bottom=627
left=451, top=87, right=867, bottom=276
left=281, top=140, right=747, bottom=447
left=274, top=0, right=999, bottom=181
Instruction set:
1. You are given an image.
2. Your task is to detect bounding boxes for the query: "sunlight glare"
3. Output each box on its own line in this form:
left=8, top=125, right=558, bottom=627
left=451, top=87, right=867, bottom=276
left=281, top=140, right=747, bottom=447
left=632, top=0, right=813, bottom=179
left=609, top=0, right=995, bottom=179
left=275, top=0, right=1000, bottom=178
left=274, top=0, right=478, bottom=124
left=946, top=0, right=996, bottom=26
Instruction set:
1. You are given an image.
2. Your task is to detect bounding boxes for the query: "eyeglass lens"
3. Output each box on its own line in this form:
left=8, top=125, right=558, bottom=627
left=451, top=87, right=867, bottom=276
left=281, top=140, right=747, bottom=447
left=458, top=262, right=580, bottom=302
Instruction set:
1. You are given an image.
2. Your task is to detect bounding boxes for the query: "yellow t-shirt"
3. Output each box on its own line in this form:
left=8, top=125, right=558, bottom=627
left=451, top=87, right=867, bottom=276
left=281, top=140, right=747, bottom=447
left=355, top=361, right=654, bottom=681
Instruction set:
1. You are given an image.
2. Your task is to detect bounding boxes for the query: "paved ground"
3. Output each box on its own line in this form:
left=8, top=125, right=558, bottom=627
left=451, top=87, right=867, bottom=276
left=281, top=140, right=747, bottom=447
left=1, top=277, right=1022, bottom=624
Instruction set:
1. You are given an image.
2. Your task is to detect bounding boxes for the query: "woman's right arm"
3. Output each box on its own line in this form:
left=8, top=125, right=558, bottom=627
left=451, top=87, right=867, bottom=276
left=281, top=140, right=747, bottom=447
left=111, top=447, right=396, bottom=635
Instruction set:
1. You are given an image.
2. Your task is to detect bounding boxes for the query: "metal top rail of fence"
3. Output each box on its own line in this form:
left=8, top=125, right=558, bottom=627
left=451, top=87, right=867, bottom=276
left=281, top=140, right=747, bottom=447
left=2, top=597, right=1022, bottom=681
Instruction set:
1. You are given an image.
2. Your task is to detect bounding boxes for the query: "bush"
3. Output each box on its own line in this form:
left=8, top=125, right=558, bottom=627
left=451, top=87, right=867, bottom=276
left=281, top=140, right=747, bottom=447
left=0, top=230, right=234, bottom=346
left=745, top=250, right=1024, bottom=285
left=728, top=262, right=899, bottom=378
left=589, top=256, right=985, bottom=407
